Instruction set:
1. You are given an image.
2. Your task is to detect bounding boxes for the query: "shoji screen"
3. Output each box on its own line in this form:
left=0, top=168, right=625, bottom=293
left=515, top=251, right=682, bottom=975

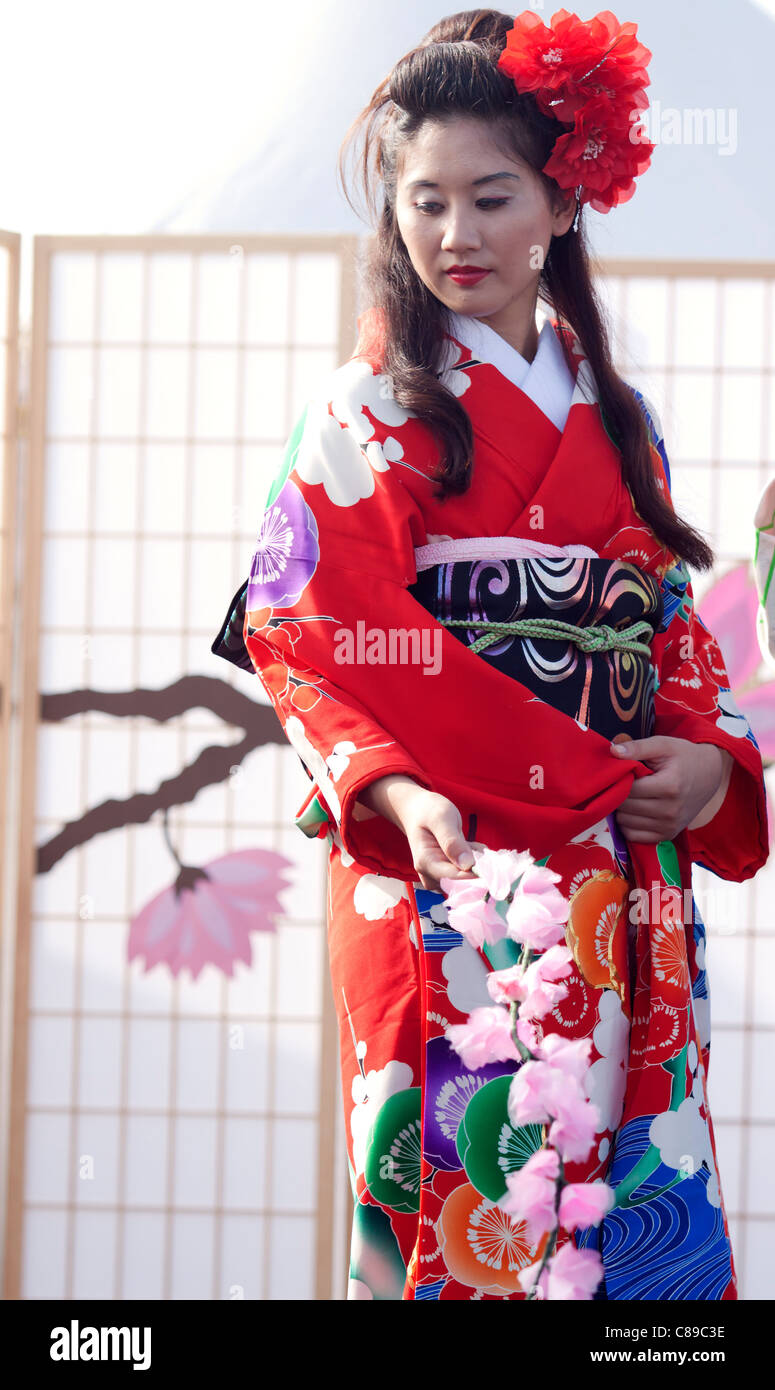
left=7, top=235, right=358, bottom=1300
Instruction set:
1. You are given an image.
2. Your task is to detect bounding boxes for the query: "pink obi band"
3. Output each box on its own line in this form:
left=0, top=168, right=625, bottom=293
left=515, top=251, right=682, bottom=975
left=413, top=535, right=600, bottom=572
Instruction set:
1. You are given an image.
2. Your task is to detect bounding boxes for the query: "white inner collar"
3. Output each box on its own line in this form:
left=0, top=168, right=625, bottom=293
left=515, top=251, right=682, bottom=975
left=446, top=311, right=576, bottom=432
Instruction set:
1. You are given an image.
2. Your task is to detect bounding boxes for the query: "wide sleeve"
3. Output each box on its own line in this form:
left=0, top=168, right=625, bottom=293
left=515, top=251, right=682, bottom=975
left=221, top=363, right=439, bottom=877
left=643, top=397, right=770, bottom=881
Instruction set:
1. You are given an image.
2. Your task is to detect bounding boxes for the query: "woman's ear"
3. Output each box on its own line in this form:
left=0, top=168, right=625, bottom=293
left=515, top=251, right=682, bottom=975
left=552, top=188, right=577, bottom=237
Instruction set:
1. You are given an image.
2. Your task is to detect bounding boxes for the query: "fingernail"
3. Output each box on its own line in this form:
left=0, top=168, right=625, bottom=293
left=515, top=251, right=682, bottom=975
left=457, top=851, right=475, bottom=869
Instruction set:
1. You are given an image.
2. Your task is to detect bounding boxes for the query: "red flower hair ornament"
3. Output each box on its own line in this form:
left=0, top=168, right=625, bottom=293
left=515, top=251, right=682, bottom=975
left=497, top=8, right=655, bottom=220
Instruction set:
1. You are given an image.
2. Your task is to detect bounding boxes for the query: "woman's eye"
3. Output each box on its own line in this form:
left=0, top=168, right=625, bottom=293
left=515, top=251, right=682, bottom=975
left=414, top=198, right=509, bottom=214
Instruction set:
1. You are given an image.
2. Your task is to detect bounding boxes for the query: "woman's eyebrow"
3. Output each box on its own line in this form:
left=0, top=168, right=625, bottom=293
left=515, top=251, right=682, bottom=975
left=406, top=171, right=521, bottom=191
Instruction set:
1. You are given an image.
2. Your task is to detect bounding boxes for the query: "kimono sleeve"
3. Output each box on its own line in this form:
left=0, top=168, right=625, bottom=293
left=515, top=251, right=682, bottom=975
left=234, top=362, right=436, bottom=876
left=645, top=396, right=770, bottom=881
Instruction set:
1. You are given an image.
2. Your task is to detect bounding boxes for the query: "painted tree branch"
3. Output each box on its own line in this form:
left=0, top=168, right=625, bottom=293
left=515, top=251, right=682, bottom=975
left=36, top=676, right=297, bottom=874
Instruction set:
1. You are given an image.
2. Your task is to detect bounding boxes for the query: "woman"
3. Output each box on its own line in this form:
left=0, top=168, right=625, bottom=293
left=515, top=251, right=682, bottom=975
left=212, top=9, right=769, bottom=1300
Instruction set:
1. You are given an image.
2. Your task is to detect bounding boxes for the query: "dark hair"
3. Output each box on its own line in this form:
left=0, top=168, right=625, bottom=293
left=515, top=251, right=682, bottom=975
left=337, top=8, right=714, bottom=572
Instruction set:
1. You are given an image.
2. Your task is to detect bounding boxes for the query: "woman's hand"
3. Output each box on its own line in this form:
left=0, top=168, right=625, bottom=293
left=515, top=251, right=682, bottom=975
left=610, top=734, right=733, bottom=842
left=357, top=774, right=478, bottom=892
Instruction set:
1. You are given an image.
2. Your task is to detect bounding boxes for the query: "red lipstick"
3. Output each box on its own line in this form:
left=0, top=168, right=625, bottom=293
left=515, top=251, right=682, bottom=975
left=445, top=266, right=492, bottom=286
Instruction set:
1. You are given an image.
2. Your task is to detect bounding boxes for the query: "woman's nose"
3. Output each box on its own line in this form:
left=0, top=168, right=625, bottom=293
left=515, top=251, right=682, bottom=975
left=440, top=210, right=483, bottom=252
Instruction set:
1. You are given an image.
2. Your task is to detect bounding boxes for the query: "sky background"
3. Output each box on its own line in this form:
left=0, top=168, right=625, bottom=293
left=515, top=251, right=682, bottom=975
left=2, top=0, right=773, bottom=319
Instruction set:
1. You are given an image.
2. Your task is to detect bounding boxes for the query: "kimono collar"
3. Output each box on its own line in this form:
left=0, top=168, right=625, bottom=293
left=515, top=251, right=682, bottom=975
left=445, top=311, right=576, bottom=433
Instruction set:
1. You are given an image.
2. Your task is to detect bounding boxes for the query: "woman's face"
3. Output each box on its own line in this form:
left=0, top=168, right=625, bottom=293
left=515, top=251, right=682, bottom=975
left=395, top=115, right=575, bottom=337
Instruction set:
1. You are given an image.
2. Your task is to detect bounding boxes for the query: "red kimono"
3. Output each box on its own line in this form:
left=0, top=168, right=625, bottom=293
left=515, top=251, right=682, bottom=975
left=212, top=306, right=769, bottom=1300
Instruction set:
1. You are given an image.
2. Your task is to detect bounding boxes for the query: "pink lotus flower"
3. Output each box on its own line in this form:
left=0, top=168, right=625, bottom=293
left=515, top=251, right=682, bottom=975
left=520, top=1242, right=605, bottom=1300
left=471, top=845, right=534, bottom=899
left=128, top=847, right=292, bottom=979
left=439, top=875, right=507, bottom=949
left=558, top=1180, right=616, bottom=1232
left=445, top=1006, right=520, bottom=1069
left=506, top=865, right=571, bottom=950
left=500, top=1147, right=561, bottom=1243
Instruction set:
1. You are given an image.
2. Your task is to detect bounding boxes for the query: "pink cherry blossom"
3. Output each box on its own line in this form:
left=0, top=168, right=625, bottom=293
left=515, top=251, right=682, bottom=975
left=548, top=1093, right=601, bottom=1163
left=471, top=846, right=534, bottom=900
left=439, top=874, right=489, bottom=909
left=518, top=976, right=569, bottom=1021
left=516, top=1015, right=541, bottom=1051
left=527, top=943, right=574, bottom=983
left=515, top=946, right=574, bottom=1021
left=500, top=1147, right=561, bottom=1243
left=486, top=963, right=527, bottom=1005
left=519, top=1259, right=546, bottom=1297
left=535, top=1032, right=593, bottom=1082
left=440, top=875, right=507, bottom=949
left=558, top=1181, right=616, bottom=1232
left=508, top=1058, right=584, bottom=1127
left=505, top=867, right=570, bottom=950
left=544, top=1241, right=605, bottom=1300
left=445, top=1006, right=520, bottom=1069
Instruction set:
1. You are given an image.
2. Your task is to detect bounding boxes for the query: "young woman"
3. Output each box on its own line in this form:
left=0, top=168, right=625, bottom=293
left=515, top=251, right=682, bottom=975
left=212, top=9, right=769, bottom=1300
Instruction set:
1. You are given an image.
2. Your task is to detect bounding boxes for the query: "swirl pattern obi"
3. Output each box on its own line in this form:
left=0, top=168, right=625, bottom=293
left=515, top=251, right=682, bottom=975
left=409, top=555, right=664, bottom=745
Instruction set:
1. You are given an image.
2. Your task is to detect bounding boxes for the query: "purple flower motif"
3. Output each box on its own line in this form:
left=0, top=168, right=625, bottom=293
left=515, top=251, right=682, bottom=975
left=128, top=848, right=293, bottom=979
left=424, top=1033, right=517, bottom=1171
left=247, top=478, right=319, bottom=611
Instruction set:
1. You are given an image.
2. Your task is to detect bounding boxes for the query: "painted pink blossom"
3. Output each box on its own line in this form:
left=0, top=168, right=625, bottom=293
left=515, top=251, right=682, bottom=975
left=500, top=1147, right=561, bottom=1243
left=558, top=1180, right=616, bottom=1232
left=471, top=845, right=534, bottom=899
left=128, top=847, right=292, bottom=979
left=445, top=1005, right=519, bottom=1069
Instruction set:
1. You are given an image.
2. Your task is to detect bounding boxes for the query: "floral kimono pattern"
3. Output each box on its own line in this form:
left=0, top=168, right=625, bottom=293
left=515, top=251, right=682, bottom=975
left=212, top=306, right=769, bottom=1300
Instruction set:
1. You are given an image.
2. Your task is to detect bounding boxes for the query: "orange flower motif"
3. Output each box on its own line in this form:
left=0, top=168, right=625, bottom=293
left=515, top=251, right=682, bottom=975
left=651, top=893, right=691, bottom=1003
left=565, top=869, right=630, bottom=1009
left=435, top=1182, right=543, bottom=1295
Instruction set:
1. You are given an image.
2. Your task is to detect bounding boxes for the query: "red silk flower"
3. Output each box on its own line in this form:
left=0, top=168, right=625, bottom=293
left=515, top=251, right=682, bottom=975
left=497, top=8, right=656, bottom=213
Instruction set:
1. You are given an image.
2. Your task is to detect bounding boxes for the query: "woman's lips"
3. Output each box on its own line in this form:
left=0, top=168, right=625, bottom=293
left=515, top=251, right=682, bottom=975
left=445, top=269, right=491, bottom=286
